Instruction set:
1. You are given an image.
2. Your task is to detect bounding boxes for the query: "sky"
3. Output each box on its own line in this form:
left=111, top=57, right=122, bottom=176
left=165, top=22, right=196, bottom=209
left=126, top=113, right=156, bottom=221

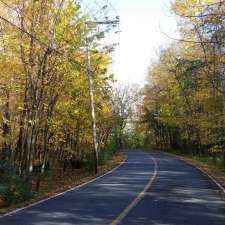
left=109, top=0, right=178, bottom=85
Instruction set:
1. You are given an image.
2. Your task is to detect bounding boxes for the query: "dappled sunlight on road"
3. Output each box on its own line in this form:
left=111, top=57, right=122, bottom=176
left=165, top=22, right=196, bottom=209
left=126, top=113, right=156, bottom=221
left=122, top=152, right=225, bottom=225
left=0, top=151, right=224, bottom=225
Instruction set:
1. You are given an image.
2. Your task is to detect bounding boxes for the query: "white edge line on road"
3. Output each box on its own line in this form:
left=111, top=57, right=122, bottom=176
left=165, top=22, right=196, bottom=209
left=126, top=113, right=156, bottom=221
left=182, top=159, right=225, bottom=194
left=156, top=150, right=225, bottom=195
left=0, top=155, right=127, bottom=218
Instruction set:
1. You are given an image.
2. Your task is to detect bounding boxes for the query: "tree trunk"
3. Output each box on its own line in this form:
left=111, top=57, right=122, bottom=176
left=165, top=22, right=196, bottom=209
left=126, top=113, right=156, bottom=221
left=86, top=45, right=98, bottom=174
left=2, top=91, right=11, bottom=151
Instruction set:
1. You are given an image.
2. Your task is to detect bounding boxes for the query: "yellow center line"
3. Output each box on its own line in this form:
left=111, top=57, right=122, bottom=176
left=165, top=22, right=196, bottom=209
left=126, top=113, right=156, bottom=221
left=109, top=155, right=158, bottom=225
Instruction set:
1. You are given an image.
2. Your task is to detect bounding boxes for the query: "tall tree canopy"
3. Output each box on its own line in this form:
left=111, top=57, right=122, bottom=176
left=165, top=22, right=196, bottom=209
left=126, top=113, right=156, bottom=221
left=0, top=0, right=119, bottom=196
left=141, top=0, right=225, bottom=164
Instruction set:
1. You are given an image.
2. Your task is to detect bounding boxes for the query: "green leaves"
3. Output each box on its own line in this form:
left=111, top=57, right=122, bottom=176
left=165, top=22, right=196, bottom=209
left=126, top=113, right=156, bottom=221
left=141, top=0, right=225, bottom=156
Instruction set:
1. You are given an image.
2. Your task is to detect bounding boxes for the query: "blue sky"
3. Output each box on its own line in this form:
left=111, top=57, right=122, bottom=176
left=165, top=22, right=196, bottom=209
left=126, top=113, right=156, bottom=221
left=109, top=0, right=178, bottom=85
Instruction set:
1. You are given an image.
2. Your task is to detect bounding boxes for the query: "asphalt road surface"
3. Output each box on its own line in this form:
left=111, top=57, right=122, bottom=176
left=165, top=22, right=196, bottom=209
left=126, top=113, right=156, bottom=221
left=0, top=150, right=224, bottom=225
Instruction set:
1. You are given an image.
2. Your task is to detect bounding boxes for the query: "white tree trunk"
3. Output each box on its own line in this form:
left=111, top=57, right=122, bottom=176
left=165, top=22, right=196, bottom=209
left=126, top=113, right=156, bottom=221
left=86, top=46, right=98, bottom=174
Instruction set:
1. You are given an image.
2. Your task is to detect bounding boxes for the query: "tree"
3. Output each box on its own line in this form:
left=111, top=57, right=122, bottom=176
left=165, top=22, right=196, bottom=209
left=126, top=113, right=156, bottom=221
left=0, top=0, right=119, bottom=197
left=140, top=0, right=225, bottom=166
left=111, top=84, right=140, bottom=148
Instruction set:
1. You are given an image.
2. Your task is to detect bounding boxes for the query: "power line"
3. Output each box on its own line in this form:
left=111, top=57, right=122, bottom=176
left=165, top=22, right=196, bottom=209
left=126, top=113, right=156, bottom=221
left=0, top=0, right=19, bottom=13
left=0, top=15, right=45, bottom=46
left=1, top=0, right=120, bottom=38
left=0, top=0, right=120, bottom=73
left=0, top=12, right=114, bottom=71
left=0, top=0, right=34, bottom=25
left=160, top=28, right=225, bottom=44
left=0, top=3, right=88, bottom=69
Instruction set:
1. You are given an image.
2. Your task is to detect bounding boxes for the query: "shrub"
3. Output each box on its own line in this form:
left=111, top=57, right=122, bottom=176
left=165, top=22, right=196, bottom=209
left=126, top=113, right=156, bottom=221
left=0, top=160, right=33, bottom=207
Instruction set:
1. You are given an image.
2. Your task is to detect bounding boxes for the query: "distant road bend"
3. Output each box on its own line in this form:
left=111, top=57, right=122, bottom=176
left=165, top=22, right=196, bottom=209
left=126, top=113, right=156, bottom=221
left=0, top=150, right=225, bottom=225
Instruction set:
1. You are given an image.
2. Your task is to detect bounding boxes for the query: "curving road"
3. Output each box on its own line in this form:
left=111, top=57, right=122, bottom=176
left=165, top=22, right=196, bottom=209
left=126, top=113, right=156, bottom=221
left=0, top=150, right=224, bottom=225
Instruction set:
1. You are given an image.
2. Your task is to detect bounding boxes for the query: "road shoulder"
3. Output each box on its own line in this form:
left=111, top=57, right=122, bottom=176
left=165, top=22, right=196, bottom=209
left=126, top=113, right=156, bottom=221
left=158, top=151, right=225, bottom=198
left=0, top=150, right=127, bottom=216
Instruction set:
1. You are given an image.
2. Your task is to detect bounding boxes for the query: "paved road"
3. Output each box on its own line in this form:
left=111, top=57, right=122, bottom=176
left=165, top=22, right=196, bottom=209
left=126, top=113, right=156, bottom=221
left=0, top=150, right=224, bottom=225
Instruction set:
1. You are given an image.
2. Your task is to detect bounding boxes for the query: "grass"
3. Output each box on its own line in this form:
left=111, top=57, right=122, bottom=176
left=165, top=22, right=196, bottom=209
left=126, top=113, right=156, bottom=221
left=167, top=149, right=225, bottom=171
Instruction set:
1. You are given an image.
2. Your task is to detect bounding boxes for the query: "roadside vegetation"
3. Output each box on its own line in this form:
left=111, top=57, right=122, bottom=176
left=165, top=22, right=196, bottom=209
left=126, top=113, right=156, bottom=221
left=134, top=0, right=225, bottom=171
left=0, top=0, right=224, bottom=212
left=0, top=0, right=125, bottom=210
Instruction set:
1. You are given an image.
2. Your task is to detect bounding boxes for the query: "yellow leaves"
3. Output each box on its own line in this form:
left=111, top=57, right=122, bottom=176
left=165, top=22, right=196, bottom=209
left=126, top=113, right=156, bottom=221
left=0, top=98, right=6, bottom=106
left=171, top=1, right=188, bottom=14
left=210, top=145, right=224, bottom=154
left=28, top=120, right=34, bottom=125
left=0, top=0, right=119, bottom=157
left=17, top=106, right=24, bottom=111
left=171, top=0, right=197, bottom=14
left=172, top=0, right=216, bottom=14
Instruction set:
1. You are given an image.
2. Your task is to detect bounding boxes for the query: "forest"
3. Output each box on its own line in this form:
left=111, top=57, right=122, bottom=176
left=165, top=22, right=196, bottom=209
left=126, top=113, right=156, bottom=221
left=0, top=0, right=128, bottom=208
left=137, top=0, right=225, bottom=167
left=0, top=0, right=224, bottom=211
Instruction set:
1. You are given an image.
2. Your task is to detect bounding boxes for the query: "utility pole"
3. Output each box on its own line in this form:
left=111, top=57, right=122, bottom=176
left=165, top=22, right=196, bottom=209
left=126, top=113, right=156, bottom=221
left=86, top=42, right=98, bottom=174
left=85, top=18, right=119, bottom=175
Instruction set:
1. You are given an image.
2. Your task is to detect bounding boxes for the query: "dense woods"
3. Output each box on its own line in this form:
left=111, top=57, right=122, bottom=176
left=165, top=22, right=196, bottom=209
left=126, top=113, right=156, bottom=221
left=0, top=0, right=224, bottom=210
left=0, top=0, right=122, bottom=207
left=140, top=0, right=225, bottom=166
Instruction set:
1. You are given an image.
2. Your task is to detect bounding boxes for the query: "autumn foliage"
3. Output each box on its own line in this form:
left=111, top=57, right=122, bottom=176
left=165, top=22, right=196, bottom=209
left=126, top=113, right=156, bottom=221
left=141, top=0, right=225, bottom=164
left=0, top=0, right=120, bottom=205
